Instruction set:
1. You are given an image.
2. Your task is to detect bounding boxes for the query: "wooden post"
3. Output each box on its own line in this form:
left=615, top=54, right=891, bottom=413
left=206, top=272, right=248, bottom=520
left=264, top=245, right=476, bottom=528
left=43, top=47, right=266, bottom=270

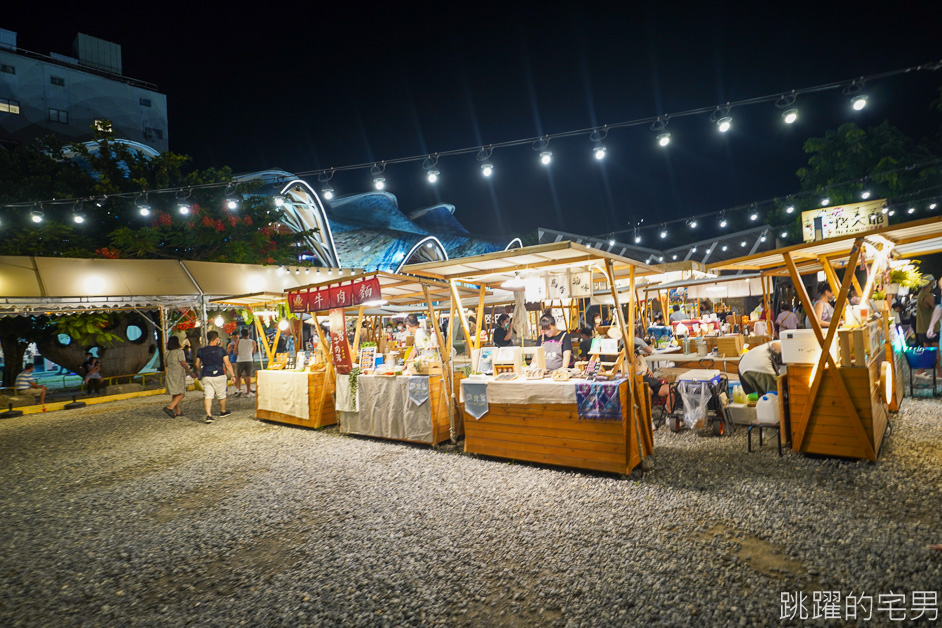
left=450, top=280, right=474, bottom=353
left=351, top=305, right=366, bottom=355
left=473, top=284, right=487, bottom=349
left=254, top=316, right=273, bottom=364
left=423, top=283, right=454, bottom=443
left=784, top=243, right=875, bottom=459
left=446, top=296, right=457, bottom=441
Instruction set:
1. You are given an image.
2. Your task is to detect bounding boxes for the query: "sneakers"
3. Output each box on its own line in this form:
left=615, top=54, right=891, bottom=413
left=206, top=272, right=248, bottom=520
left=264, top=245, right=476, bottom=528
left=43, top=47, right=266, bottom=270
left=246, top=392, right=256, bottom=398
left=205, top=416, right=214, bottom=423
left=219, top=410, right=232, bottom=417
left=163, top=407, right=176, bottom=418
left=231, top=391, right=242, bottom=398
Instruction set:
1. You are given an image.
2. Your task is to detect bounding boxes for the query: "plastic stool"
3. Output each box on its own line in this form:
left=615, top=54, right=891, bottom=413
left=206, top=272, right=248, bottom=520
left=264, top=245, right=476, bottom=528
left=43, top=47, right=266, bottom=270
left=747, top=422, right=782, bottom=456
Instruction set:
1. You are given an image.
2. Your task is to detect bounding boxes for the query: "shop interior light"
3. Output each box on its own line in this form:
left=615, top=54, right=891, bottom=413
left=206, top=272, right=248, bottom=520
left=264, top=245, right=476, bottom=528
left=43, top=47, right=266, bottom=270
left=657, top=132, right=671, bottom=147
left=278, top=319, right=289, bottom=331
left=851, top=95, right=868, bottom=110
left=782, top=109, right=798, bottom=124
left=540, top=151, right=553, bottom=166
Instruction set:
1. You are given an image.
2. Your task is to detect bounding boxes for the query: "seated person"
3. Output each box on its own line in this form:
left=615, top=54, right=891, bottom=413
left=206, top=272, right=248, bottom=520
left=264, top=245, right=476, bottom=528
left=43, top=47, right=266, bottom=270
left=82, top=352, right=103, bottom=395
left=669, top=305, right=686, bottom=323
left=493, top=314, right=513, bottom=347
left=635, top=345, right=673, bottom=412
left=16, top=363, right=47, bottom=405
left=738, top=340, right=782, bottom=396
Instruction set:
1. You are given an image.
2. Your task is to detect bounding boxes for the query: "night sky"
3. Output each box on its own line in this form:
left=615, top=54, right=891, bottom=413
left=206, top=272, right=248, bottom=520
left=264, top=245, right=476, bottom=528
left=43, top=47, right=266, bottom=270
left=5, top=3, right=942, bottom=241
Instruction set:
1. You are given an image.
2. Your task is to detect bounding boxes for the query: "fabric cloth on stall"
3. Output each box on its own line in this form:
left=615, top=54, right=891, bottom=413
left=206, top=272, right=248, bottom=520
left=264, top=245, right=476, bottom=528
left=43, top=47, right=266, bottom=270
left=461, top=378, right=576, bottom=405
left=575, top=378, right=626, bottom=421
left=335, top=373, right=357, bottom=412
left=408, top=375, right=430, bottom=406
left=256, top=370, right=310, bottom=420
left=463, top=381, right=489, bottom=419
left=340, top=375, right=433, bottom=442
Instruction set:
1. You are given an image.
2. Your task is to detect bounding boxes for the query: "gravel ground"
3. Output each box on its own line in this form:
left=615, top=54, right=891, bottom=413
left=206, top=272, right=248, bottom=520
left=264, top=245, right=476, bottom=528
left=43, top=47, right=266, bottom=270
left=0, top=390, right=939, bottom=627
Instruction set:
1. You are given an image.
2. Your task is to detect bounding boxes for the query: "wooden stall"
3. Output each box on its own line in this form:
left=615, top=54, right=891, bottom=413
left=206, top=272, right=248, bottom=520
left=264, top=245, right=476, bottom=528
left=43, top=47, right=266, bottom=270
left=708, top=216, right=942, bottom=460
left=405, top=242, right=659, bottom=474
left=289, top=272, right=482, bottom=446
left=212, top=292, right=338, bottom=429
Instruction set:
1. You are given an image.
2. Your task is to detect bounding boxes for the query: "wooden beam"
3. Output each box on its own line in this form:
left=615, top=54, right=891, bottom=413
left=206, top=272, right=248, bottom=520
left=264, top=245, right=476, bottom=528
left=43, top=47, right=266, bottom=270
left=254, top=316, right=273, bottom=364
left=450, top=280, right=474, bottom=353
left=423, top=283, right=454, bottom=442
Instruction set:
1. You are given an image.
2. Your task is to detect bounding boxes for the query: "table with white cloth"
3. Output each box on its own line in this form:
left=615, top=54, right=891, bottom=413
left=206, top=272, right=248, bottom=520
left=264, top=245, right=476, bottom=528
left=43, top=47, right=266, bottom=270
left=337, top=374, right=451, bottom=445
left=459, top=376, right=648, bottom=475
left=255, top=369, right=336, bottom=429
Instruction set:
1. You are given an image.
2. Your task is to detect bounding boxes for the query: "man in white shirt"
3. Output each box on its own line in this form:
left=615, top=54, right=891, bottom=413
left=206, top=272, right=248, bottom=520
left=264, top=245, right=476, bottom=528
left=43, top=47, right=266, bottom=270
left=738, top=340, right=782, bottom=396
left=669, top=305, right=687, bottom=323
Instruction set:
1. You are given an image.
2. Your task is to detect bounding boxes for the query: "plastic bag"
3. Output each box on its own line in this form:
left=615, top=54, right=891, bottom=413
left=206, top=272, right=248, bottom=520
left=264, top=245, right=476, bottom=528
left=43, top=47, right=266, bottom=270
left=678, top=381, right=711, bottom=429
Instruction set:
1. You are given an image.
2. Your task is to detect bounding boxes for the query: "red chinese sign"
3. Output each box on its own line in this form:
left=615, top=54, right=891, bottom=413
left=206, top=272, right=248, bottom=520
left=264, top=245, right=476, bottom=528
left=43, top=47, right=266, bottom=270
left=308, top=288, right=328, bottom=312
left=329, top=284, right=353, bottom=309
left=287, top=290, right=308, bottom=313
left=329, top=307, right=352, bottom=374
left=352, top=277, right=381, bottom=305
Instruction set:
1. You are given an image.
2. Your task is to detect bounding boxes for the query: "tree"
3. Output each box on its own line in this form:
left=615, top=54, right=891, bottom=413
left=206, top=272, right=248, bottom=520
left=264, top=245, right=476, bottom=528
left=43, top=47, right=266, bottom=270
left=0, top=317, right=46, bottom=388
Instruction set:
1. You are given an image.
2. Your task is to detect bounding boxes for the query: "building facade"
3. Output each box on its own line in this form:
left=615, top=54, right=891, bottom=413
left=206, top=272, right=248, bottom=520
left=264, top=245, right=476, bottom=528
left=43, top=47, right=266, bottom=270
left=0, top=29, right=167, bottom=152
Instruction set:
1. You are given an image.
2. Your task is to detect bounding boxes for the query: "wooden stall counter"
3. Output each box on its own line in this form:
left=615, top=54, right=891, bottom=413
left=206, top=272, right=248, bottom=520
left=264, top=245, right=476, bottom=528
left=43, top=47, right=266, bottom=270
left=459, top=378, right=650, bottom=475
left=787, top=353, right=888, bottom=460
left=255, top=369, right=336, bottom=429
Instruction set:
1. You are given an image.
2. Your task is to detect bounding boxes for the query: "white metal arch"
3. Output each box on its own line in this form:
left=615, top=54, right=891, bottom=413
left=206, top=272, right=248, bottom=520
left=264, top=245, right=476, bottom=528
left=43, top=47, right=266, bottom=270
left=505, top=238, right=523, bottom=250
left=395, top=236, right=449, bottom=273
left=277, top=179, right=341, bottom=268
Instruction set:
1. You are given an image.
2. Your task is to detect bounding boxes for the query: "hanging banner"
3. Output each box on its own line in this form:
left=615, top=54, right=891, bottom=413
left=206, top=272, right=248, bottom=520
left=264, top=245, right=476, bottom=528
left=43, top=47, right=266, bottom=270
left=570, top=271, right=592, bottom=298
left=288, top=290, right=308, bottom=313
left=801, top=199, right=888, bottom=242
left=308, top=288, right=328, bottom=312
left=329, top=284, right=353, bottom=309
left=547, top=272, right=570, bottom=299
left=524, top=276, right=547, bottom=303
left=463, top=381, right=489, bottom=419
left=352, top=277, right=382, bottom=305
left=408, top=375, right=430, bottom=406
left=329, top=307, right=353, bottom=374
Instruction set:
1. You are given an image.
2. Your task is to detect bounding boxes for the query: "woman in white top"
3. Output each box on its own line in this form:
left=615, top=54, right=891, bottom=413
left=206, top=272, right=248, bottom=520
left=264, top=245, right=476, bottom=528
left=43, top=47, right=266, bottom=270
left=813, top=283, right=834, bottom=328
left=405, top=313, right=432, bottom=353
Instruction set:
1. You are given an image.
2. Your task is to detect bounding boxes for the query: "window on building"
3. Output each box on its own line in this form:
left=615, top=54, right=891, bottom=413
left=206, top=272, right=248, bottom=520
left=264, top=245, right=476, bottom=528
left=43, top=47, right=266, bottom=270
left=50, top=76, right=65, bottom=86
left=139, top=97, right=152, bottom=107
left=0, top=64, right=14, bottom=74
left=143, top=126, right=164, bottom=140
left=48, top=108, right=69, bottom=124
left=0, top=98, right=20, bottom=114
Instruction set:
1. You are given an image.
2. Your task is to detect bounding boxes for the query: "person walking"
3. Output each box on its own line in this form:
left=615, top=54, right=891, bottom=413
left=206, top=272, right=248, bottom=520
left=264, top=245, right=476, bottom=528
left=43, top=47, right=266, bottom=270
left=163, top=336, right=196, bottom=418
left=233, top=328, right=257, bottom=397
left=195, top=331, right=235, bottom=424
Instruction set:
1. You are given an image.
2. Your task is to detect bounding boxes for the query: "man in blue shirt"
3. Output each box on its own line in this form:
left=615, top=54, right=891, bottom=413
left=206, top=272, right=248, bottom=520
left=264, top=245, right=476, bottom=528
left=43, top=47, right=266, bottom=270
left=15, top=363, right=47, bottom=405
left=195, top=331, right=235, bottom=424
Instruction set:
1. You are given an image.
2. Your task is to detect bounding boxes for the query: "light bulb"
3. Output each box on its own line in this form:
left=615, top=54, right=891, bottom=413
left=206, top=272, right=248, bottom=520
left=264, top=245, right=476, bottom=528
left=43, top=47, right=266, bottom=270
left=658, top=256, right=664, bottom=262
left=750, top=212, right=758, bottom=221
left=781, top=231, right=788, bottom=238
left=593, top=143, right=607, bottom=160
left=609, top=239, right=615, bottom=246
left=741, top=241, right=747, bottom=247
left=274, top=195, right=286, bottom=207
left=785, top=205, right=795, bottom=214
left=881, top=206, right=889, bottom=214
left=214, top=316, right=224, bottom=326
left=719, top=217, right=728, bottom=228
left=672, top=255, right=677, bottom=260
left=691, top=247, right=697, bottom=253
left=721, top=245, right=728, bottom=251
left=657, top=133, right=671, bottom=147
left=908, top=207, right=915, bottom=214
left=426, top=242, right=433, bottom=248
left=426, top=170, right=440, bottom=183
left=322, top=187, right=334, bottom=200
left=139, top=206, right=151, bottom=216
left=540, top=151, right=552, bottom=165
left=689, top=219, right=697, bottom=228
left=634, top=235, right=641, bottom=244
left=30, top=210, right=43, bottom=223
left=73, top=214, right=85, bottom=224
left=861, top=190, right=871, bottom=200
left=278, top=319, right=289, bottom=331
left=760, top=235, right=767, bottom=242
left=178, top=204, right=190, bottom=215
left=660, top=229, right=667, bottom=239
left=821, top=198, right=830, bottom=206
left=481, top=163, right=493, bottom=177
left=717, top=117, right=732, bottom=133
left=851, top=95, right=868, bottom=111
left=374, top=177, right=386, bottom=190
left=226, top=198, right=239, bottom=210
left=931, top=203, right=938, bottom=210
left=888, top=209, right=895, bottom=216
left=782, top=109, right=798, bottom=124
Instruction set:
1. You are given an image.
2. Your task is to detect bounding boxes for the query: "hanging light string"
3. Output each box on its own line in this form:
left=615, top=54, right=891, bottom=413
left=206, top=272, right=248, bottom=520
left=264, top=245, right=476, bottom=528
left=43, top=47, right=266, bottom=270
left=0, top=59, right=939, bottom=215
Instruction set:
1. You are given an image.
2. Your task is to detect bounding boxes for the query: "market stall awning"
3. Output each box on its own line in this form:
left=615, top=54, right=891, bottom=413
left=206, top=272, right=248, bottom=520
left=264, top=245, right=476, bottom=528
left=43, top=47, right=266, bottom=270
left=706, top=216, right=942, bottom=274
left=401, top=241, right=658, bottom=287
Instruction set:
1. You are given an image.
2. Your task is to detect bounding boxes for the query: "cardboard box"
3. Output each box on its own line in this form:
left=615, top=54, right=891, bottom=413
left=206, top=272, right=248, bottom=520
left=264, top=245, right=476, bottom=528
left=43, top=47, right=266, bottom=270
left=717, top=335, right=745, bottom=357
left=745, top=334, right=771, bottom=348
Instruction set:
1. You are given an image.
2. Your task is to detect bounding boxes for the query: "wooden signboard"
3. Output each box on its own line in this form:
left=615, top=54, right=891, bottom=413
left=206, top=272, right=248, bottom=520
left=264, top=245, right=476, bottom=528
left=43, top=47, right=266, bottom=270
left=329, top=307, right=353, bottom=375
left=359, top=346, right=376, bottom=371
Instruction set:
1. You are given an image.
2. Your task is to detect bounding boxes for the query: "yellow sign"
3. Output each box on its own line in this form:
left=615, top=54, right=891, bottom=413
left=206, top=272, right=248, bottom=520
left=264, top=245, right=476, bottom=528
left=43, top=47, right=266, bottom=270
left=801, top=199, right=887, bottom=242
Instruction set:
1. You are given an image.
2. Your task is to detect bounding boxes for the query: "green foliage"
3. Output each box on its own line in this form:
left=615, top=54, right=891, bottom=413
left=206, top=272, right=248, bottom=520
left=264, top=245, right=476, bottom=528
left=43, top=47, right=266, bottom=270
left=53, top=312, right=123, bottom=346
left=889, top=263, right=923, bottom=288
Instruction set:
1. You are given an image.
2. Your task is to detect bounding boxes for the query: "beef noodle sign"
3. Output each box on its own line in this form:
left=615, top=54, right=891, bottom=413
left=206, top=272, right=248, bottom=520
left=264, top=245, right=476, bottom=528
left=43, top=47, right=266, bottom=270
left=801, top=199, right=887, bottom=243
left=287, top=276, right=382, bottom=313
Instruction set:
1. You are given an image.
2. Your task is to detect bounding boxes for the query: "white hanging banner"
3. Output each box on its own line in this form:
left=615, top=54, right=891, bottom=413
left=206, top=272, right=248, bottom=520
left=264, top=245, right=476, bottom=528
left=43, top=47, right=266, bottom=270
left=524, top=276, right=547, bottom=303
left=570, top=271, right=592, bottom=298
left=547, top=272, right=570, bottom=299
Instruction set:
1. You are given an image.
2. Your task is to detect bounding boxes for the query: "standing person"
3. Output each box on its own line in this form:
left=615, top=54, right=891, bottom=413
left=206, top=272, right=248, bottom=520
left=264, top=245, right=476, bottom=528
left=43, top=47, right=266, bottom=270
left=925, top=301, right=942, bottom=379
left=83, top=353, right=103, bottom=395
left=15, top=363, right=47, bottom=406
left=813, top=283, right=834, bottom=328
left=233, top=328, right=257, bottom=397
left=915, top=275, right=938, bottom=379
left=493, top=314, right=513, bottom=347
left=404, top=313, right=431, bottom=351
left=774, top=305, right=799, bottom=337
left=225, top=336, right=237, bottom=366
left=539, top=315, right=572, bottom=371
left=195, top=331, right=235, bottom=424
left=163, top=336, right=196, bottom=418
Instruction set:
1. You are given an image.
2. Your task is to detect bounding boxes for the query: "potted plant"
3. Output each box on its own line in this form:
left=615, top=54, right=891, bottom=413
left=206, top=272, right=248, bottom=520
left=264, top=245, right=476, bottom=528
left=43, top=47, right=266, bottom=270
left=871, top=289, right=887, bottom=311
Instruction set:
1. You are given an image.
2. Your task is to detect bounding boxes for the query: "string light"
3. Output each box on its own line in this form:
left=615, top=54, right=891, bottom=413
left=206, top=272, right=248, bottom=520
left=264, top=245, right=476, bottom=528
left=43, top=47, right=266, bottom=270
left=719, top=211, right=728, bottom=228
left=273, top=195, right=286, bottom=207
left=178, top=203, right=190, bottom=215
left=908, top=206, right=916, bottom=214
left=371, top=163, right=387, bottom=190
left=71, top=201, right=86, bottom=224
left=481, top=162, right=493, bottom=177
left=590, top=128, right=608, bottom=160
left=786, top=205, right=795, bottom=214
left=540, top=151, right=553, bottom=165
left=657, top=133, right=671, bottom=147
left=781, top=231, right=788, bottom=238
left=782, top=109, right=798, bottom=124
left=931, top=203, right=938, bottom=210
left=659, top=224, right=668, bottom=239
left=712, top=104, right=732, bottom=133
left=321, top=186, right=334, bottom=200
left=477, top=146, right=494, bottom=177
left=776, top=92, right=798, bottom=125
left=851, top=95, right=868, bottom=110
left=821, top=196, right=830, bottom=206
left=861, top=189, right=871, bottom=199
left=687, top=218, right=698, bottom=229
left=317, top=171, right=335, bottom=200
left=30, top=204, right=44, bottom=223
left=749, top=204, right=759, bottom=221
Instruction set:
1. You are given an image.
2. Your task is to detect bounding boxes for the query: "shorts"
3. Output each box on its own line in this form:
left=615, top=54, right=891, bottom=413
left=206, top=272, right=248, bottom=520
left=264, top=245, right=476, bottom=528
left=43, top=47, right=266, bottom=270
left=202, top=375, right=228, bottom=400
left=236, top=361, right=254, bottom=377
left=643, top=375, right=663, bottom=393
left=916, top=333, right=936, bottom=347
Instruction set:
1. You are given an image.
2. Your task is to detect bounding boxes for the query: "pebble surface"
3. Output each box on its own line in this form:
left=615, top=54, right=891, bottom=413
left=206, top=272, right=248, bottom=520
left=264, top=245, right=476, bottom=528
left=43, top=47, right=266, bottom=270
left=0, top=391, right=939, bottom=626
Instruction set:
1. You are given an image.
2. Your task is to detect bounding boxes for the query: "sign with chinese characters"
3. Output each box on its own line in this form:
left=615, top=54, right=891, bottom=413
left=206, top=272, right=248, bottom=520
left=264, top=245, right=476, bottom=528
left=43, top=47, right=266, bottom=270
left=407, top=375, right=430, bottom=406
left=569, top=271, right=592, bottom=298
left=352, top=277, right=381, bottom=306
left=328, top=307, right=352, bottom=374
left=358, top=346, right=376, bottom=371
left=287, top=290, right=308, bottom=313
left=801, top=199, right=887, bottom=243
left=547, top=273, right=570, bottom=299
left=308, top=288, right=328, bottom=312
left=524, top=276, right=547, bottom=303
left=329, top=284, right=353, bottom=309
